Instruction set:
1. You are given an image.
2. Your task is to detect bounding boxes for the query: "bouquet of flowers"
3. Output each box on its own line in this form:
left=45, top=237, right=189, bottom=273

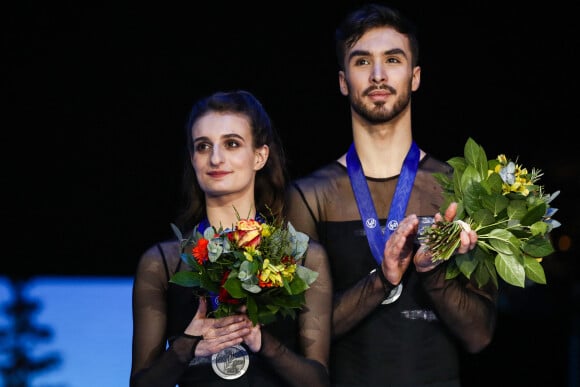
left=420, top=137, right=560, bottom=289
left=170, top=217, right=318, bottom=325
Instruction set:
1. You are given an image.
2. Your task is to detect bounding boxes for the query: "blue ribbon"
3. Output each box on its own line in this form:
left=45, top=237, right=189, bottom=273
left=346, top=141, right=420, bottom=265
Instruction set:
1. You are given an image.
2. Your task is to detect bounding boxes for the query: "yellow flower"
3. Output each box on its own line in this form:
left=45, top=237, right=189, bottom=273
left=261, top=223, right=273, bottom=237
left=259, top=259, right=284, bottom=287
left=281, top=263, right=297, bottom=281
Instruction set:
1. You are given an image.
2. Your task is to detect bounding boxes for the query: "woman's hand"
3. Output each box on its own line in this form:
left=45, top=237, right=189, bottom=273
left=236, top=305, right=262, bottom=353
left=185, top=297, right=253, bottom=357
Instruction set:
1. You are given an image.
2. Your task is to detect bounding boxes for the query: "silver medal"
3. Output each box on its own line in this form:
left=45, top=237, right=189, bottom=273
left=381, top=283, right=403, bottom=304
left=211, top=344, right=250, bottom=380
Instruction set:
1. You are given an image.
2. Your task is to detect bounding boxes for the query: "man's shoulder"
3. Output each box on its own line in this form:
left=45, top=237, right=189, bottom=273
left=420, top=154, right=453, bottom=174
left=291, top=161, right=346, bottom=188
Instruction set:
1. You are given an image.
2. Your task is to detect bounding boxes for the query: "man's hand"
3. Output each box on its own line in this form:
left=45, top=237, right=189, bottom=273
left=414, top=202, right=478, bottom=272
left=381, top=214, right=419, bottom=286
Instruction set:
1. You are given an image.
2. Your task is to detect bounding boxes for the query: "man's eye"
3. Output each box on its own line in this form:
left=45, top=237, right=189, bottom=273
left=354, top=58, right=370, bottom=66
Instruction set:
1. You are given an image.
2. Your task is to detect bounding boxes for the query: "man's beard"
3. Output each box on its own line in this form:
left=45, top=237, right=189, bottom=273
left=350, top=84, right=412, bottom=124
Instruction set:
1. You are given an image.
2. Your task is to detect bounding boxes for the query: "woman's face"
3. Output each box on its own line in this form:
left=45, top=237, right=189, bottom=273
left=190, top=111, right=268, bottom=201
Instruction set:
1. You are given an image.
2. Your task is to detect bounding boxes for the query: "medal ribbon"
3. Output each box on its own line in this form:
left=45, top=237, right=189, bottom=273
left=346, top=141, right=419, bottom=265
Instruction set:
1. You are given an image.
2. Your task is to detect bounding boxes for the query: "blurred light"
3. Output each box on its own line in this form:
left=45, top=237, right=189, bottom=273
left=558, top=234, right=572, bottom=252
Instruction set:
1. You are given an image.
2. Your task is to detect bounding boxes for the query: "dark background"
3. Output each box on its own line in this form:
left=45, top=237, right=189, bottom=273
left=5, top=1, right=579, bottom=386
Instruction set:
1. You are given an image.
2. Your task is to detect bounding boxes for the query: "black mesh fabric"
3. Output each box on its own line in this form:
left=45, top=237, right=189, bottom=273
left=285, top=155, right=497, bottom=386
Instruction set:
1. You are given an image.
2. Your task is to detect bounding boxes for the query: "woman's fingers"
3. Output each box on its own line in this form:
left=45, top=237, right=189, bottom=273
left=194, top=296, right=208, bottom=319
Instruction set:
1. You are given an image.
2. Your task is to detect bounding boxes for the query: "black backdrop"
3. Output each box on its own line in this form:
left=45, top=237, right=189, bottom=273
left=6, top=0, right=577, bottom=277
left=4, top=1, right=579, bottom=386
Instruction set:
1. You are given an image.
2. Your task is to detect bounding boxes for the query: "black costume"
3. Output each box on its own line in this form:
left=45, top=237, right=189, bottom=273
left=130, top=237, right=331, bottom=387
left=285, top=156, right=497, bottom=387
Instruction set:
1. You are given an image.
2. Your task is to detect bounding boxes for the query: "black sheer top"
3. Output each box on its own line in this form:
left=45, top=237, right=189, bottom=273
left=285, top=156, right=497, bottom=387
left=130, top=236, right=332, bottom=387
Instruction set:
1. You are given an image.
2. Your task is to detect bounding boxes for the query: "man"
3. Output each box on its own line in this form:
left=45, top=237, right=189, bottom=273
left=285, top=4, right=497, bottom=386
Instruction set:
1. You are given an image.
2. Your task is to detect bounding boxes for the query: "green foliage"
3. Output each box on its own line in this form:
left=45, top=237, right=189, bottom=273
left=421, top=137, right=560, bottom=288
left=169, top=218, right=318, bottom=325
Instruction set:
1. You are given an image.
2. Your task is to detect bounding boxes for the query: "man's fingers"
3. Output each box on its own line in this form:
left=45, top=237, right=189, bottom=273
left=444, top=202, right=458, bottom=222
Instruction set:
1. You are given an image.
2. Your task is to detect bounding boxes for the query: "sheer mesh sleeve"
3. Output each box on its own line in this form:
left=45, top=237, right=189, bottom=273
left=286, top=177, right=389, bottom=338
left=130, top=241, right=197, bottom=387
left=418, top=262, right=498, bottom=353
left=257, top=241, right=332, bottom=386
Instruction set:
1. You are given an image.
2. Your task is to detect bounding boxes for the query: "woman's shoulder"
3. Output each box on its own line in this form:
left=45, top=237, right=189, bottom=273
left=141, top=238, right=180, bottom=258
left=137, top=238, right=182, bottom=274
left=303, top=239, right=329, bottom=269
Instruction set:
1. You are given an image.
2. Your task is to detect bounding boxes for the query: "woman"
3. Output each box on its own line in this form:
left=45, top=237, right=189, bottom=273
left=130, top=90, right=332, bottom=386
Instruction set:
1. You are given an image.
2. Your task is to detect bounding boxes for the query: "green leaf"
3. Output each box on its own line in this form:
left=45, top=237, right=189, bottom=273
left=487, top=228, right=520, bottom=254
left=471, top=208, right=495, bottom=228
left=289, top=273, right=310, bottom=294
left=445, top=260, right=460, bottom=280
left=462, top=182, right=484, bottom=216
left=461, top=165, right=483, bottom=188
left=452, top=167, right=464, bottom=199
left=454, top=252, right=478, bottom=279
left=446, top=157, right=467, bottom=174
left=522, top=236, right=555, bottom=258
left=483, top=172, right=504, bottom=195
left=507, top=200, right=527, bottom=222
left=463, top=137, right=488, bottom=179
left=433, top=172, right=453, bottom=191
left=200, top=275, right=220, bottom=293
left=180, top=252, right=200, bottom=269
left=296, top=265, right=319, bottom=286
left=483, top=194, right=509, bottom=217
left=523, top=256, right=547, bottom=285
left=223, top=276, right=245, bottom=298
left=495, top=251, right=526, bottom=287
left=170, top=223, right=183, bottom=241
left=520, top=202, right=548, bottom=226
left=530, top=220, right=549, bottom=236
left=170, top=271, right=201, bottom=287
left=479, top=251, right=498, bottom=289
left=247, top=296, right=259, bottom=325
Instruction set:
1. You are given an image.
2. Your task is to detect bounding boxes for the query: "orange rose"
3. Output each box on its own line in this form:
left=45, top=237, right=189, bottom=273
left=233, top=219, right=262, bottom=249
